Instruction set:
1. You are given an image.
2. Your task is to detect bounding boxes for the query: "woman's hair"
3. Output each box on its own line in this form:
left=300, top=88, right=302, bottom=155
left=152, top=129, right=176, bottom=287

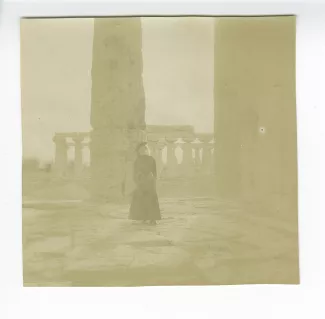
left=135, top=142, right=147, bottom=154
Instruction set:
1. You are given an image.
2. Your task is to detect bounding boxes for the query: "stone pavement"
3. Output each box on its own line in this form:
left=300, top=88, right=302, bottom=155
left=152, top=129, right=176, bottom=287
left=23, top=197, right=299, bottom=287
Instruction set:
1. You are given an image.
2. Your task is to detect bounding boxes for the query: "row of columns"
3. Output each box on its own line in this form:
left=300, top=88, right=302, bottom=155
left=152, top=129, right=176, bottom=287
left=52, top=134, right=215, bottom=178
left=52, top=135, right=87, bottom=177
left=147, top=136, right=215, bottom=177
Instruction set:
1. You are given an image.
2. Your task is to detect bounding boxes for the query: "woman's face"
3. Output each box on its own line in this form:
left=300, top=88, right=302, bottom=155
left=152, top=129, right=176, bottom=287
left=139, top=145, right=149, bottom=155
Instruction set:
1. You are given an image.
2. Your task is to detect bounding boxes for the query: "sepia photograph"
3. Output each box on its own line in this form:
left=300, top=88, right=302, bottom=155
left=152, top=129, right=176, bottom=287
left=20, top=16, right=299, bottom=287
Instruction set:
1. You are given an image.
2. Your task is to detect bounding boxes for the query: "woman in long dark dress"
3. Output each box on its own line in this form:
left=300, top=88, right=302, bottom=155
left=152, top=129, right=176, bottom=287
left=128, top=142, right=161, bottom=225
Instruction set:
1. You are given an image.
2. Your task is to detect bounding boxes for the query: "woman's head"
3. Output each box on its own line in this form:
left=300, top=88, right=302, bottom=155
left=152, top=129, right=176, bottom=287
left=136, top=142, right=149, bottom=156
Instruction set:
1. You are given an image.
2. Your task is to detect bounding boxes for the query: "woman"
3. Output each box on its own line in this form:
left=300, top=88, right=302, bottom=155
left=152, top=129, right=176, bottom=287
left=128, top=142, right=161, bottom=225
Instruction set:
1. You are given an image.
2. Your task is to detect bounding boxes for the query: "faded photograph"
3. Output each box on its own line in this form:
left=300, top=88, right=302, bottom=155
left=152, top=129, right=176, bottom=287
left=21, top=16, right=299, bottom=287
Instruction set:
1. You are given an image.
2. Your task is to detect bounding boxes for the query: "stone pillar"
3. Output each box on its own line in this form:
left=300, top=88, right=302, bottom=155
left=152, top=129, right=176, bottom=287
left=193, top=142, right=202, bottom=171
left=239, top=109, right=258, bottom=200
left=156, top=140, right=166, bottom=178
left=90, top=18, right=146, bottom=202
left=211, top=147, right=215, bottom=174
left=53, top=135, right=68, bottom=176
left=181, top=137, right=195, bottom=176
left=165, top=138, right=179, bottom=178
left=73, top=136, right=84, bottom=177
left=199, top=135, right=213, bottom=174
left=214, top=17, right=297, bottom=212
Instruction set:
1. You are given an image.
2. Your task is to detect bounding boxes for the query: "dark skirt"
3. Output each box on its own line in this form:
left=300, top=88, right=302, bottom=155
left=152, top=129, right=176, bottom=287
left=128, top=172, right=161, bottom=221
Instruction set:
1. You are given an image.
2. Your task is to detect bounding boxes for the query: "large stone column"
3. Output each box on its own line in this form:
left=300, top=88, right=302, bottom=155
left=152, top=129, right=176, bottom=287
left=53, top=135, right=68, bottom=177
left=214, top=17, right=298, bottom=213
left=90, top=18, right=146, bottom=202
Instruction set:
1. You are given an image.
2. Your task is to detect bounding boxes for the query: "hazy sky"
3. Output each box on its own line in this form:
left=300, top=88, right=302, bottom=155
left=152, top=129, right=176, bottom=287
left=21, top=17, right=215, bottom=161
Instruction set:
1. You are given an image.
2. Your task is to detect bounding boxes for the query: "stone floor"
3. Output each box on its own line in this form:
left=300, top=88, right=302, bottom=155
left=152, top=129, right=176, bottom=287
left=22, top=197, right=300, bottom=287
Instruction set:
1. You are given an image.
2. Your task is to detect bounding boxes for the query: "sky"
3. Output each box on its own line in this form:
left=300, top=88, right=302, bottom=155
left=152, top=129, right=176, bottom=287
left=21, top=17, right=215, bottom=162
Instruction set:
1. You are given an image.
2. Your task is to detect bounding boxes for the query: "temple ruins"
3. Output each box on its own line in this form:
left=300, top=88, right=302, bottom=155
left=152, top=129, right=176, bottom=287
left=52, top=17, right=297, bottom=214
